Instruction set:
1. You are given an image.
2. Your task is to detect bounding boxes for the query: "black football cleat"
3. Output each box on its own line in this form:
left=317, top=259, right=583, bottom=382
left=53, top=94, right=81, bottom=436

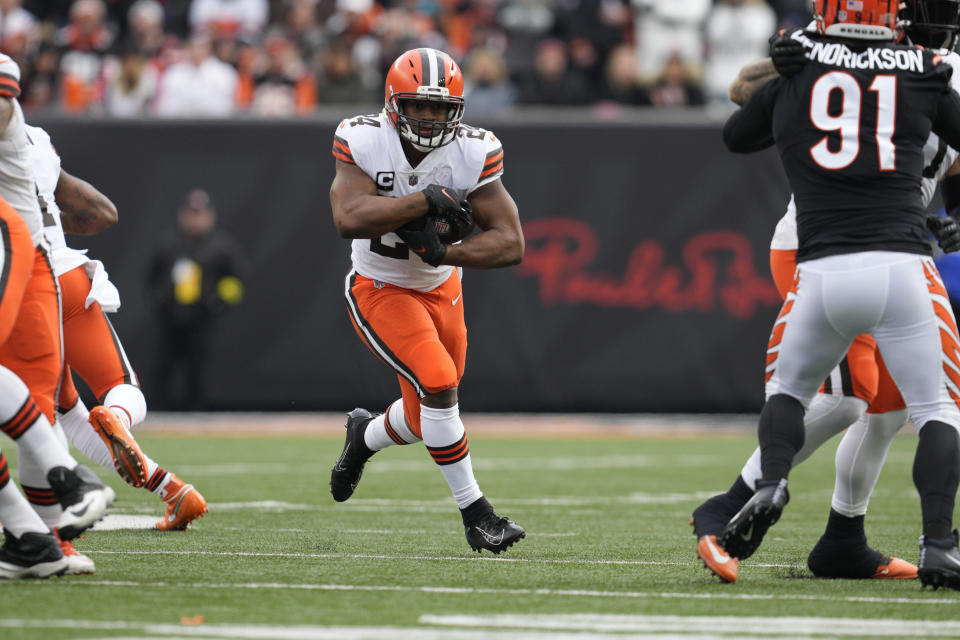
left=692, top=489, right=752, bottom=539
left=808, top=534, right=917, bottom=579
left=719, top=478, right=789, bottom=560
left=330, top=408, right=376, bottom=502
left=0, top=530, right=68, bottom=579
left=919, top=530, right=960, bottom=591
left=465, top=512, right=525, bottom=555
left=47, top=464, right=116, bottom=541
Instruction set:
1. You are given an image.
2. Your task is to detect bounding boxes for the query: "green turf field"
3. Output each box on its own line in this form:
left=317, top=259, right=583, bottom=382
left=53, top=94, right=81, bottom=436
left=2, top=422, right=960, bottom=639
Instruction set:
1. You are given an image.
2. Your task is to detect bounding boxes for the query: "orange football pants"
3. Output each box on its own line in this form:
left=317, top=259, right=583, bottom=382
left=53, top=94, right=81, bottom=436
left=56, top=265, right=138, bottom=411
left=769, top=248, right=904, bottom=413
left=0, top=199, right=36, bottom=347
left=0, top=241, right=62, bottom=424
left=345, top=270, right=467, bottom=439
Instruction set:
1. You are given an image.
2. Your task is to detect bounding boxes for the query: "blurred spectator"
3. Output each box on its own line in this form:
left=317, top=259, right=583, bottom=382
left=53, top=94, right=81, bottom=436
left=242, top=30, right=317, bottom=116
left=768, top=0, right=811, bottom=28
left=188, top=0, right=269, bottom=40
left=57, top=0, right=115, bottom=113
left=20, top=43, right=57, bottom=114
left=598, top=43, right=649, bottom=106
left=155, top=33, right=237, bottom=117
left=126, top=0, right=167, bottom=59
left=283, top=0, right=327, bottom=60
left=517, top=38, right=590, bottom=106
left=556, top=0, right=632, bottom=94
left=315, top=40, right=371, bottom=104
left=0, top=0, right=38, bottom=72
left=703, top=0, right=777, bottom=105
left=632, top=0, right=710, bottom=84
left=146, top=189, right=244, bottom=411
left=104, top=45, right=157, bottom=116
left=648, top=52, right=704, bottom=108
left=496, top=0, right=553, bottom=84
left=462, top=46, right=515, bottom=116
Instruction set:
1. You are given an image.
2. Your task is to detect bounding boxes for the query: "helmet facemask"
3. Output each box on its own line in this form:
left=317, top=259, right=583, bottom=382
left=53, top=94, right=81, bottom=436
left=903, top=0, right=960, bottom=50
left=388, top=86, right=465, bottom=153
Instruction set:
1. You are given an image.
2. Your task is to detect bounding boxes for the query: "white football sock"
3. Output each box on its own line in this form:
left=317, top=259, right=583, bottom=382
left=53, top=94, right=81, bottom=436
left=0, top=453, right=48, bottom=537
left=365, top=399, right=420, bottom=450
left=832, top=409, right=907, bottom=517
left=18, top=447, right=63, bottom=528
left=740, top=393, right=867, bottom=490
left=420, top=403, right=482, bottom=509
left=103, top=384, right=146, bottom=428
left=58, top=398, right=114, bottom=471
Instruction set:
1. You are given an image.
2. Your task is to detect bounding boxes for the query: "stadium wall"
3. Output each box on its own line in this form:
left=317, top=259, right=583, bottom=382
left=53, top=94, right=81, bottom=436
left=36, top=115, right=790, bottom=413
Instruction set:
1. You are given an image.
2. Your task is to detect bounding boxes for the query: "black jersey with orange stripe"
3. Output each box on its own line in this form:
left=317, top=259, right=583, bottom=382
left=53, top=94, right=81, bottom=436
left=725, top=34, right=959, bottom=262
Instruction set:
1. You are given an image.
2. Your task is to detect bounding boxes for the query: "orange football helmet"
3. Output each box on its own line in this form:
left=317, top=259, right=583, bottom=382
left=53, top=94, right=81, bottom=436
left=813, top=0, right=900, bottom=39
left=384, top=48, right=465, bottom=152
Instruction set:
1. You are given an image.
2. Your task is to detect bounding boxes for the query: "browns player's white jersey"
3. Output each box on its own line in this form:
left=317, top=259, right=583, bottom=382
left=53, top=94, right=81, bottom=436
left=25, top=124, right=120, bottom=310
left=770, top=50, right=960, bottom=252
left=333, top=109, right=504, bottom=291
left=25, top=125, right=87, bottom=276
left=0, top=55, right=43, bottom=246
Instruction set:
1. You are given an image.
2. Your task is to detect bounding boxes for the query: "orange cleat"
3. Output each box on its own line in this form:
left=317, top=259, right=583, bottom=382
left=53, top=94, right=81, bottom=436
left=88, top=406, right=148, bottom=488
left=156, top=474, right=208, bottom=531
left=53, top=529, right=94, bottom=575
left=873, top=556, right=918, bottom=579
left=697, top=534, right=739, bottom=583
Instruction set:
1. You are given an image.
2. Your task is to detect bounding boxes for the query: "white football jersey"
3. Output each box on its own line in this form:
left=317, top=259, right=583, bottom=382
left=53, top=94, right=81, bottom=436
left=333, top=109, right=504, bottom=291
left=770, top=50, right=960, bottom=251
left=26, top=124, right=89, bottom=276
left=0, top=55, right=43, bottom=246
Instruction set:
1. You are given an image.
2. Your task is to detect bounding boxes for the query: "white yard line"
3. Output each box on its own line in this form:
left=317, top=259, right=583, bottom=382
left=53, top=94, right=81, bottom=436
left=29, top=579, right=960, bottom=606
left=420, top=613, right=960, bottom=637
left=87, top=549, right=698, bottom=566
left=169, top=455, right=727, bottom=477
left=0, top=618, right=834, bottom=640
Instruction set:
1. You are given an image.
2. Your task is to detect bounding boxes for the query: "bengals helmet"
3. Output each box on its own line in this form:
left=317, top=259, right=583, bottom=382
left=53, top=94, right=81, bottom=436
left=813, top=0, right=900, bottom=40
left=902, top=0, right=960, bottom=49
left=384, top=48, right=465, bottom=152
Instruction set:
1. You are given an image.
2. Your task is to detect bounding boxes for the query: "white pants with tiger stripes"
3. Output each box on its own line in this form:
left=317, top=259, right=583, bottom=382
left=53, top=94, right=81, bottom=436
left=766, top=251, right=960, bottom=432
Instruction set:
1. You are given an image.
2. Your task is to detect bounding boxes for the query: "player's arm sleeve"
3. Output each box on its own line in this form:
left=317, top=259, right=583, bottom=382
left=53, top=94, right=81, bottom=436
left=931, top=88, right=960, bottom=158
left=469, top=134, right=504, bottom=194
left=332, top=127, right=355, bottom=165
left=722, top=79, right=779, bottom=153
left=941, top=157, right=960, bottom=219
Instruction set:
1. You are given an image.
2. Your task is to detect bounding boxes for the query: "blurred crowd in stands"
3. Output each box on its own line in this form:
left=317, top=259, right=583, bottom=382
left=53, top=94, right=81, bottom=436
left=5, top=0, right=811, bottom=118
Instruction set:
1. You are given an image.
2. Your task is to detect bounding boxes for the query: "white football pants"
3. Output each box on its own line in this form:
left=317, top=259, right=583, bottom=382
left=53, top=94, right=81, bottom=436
left=765, top=252, right=960, bottom=432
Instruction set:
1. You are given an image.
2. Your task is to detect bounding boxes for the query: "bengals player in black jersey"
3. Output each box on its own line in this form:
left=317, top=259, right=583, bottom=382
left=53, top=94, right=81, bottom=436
left=693, top=0, right=960, bottom=586
left=712, top=0, right=960, bottom=591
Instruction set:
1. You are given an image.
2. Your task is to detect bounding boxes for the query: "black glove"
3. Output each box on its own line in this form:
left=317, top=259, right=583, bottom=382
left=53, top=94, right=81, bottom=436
left=422, top=183, right=475, bottom=242
left=396, top=216, right=447, bottom=267
left=769, top=28, right=807, bottom=78
left=927, top=214, right=960, bottom=253
left=434, top=199, right=475, bottom=243
left=423, top=184, right=462, bottom=218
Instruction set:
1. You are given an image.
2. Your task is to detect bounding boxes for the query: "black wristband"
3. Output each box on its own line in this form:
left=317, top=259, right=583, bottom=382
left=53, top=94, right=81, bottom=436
left=942, top=173, right=960, bottom=218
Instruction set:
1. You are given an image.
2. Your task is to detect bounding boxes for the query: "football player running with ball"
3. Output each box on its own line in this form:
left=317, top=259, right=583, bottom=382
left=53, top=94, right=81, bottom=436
left=717, top=0, right=960, bottom=591
left=329, top=48, right=526, bottom=554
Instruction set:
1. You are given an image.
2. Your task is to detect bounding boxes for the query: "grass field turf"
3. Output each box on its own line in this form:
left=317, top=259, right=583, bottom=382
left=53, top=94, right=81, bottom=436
left=2, top=416, right=960, bottom=639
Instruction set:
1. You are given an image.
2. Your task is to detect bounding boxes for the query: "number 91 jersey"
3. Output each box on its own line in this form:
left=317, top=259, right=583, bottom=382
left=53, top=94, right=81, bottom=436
left=332, top=110, right=504, bottom=291
left=753, top=33, right=952, bottom=262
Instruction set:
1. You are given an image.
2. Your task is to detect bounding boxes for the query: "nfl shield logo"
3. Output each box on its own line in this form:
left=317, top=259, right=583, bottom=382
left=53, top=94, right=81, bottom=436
left=409, top=175, right=419, bottom=186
